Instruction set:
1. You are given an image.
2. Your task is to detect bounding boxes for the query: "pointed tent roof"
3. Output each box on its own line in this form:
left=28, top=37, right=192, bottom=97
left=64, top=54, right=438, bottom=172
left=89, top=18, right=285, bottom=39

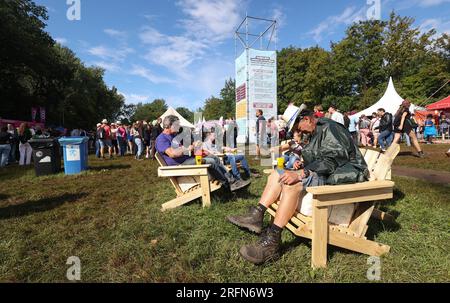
left=352, top=77, right=415, bottom=117
left=159, top=107, right=195, bottom=129
left=426, top=95, right=450, bottom=111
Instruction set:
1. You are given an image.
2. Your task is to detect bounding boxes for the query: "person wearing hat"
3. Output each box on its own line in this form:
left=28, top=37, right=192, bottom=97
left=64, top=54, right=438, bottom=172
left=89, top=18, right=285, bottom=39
left=392, top=100, right=424, bottom=158
left=227, top=109, right=369, bottom=265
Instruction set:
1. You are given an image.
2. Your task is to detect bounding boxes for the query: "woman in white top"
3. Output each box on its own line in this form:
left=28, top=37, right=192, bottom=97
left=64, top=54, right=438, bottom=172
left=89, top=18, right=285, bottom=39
left=370, top=112, right=381, bottom=148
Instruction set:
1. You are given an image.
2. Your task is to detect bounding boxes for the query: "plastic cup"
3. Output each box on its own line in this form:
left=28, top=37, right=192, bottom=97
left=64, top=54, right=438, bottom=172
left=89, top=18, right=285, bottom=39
left=195, top=155, right=203, bottom=165
left=277, top=157, right=285, bottom=175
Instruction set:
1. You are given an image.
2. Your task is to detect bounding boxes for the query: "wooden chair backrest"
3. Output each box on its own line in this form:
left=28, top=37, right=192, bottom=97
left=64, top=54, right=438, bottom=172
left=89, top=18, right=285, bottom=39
left=155, top=152, right=184, bottom=195
left=347, top=143, right=400, bottom=237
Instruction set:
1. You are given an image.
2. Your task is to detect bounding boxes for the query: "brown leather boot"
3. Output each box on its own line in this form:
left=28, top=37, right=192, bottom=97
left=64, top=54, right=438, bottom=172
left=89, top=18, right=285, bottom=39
left=227, top=206, right=264, bottom=234
left=239, top=228, right=281, bottom=265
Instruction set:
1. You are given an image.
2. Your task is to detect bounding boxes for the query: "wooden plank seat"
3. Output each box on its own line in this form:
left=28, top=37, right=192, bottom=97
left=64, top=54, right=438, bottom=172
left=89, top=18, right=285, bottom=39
left=267, top=143, right=400, bottom=268
left=156, top=153, right=222, bottom=211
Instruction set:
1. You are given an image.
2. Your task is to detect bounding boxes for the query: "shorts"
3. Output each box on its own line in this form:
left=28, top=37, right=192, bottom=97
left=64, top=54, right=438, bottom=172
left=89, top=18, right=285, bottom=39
left=394, top=120, right=413, bottom=134
left=296, top=172, right=326, bottom=214
left=99, top=139, right=112, bottom=148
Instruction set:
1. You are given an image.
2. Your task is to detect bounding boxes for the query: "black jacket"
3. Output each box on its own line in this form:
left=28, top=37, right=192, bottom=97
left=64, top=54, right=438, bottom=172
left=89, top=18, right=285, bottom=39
left=302, top=118, right=369, bottom=185
left=377, top=113, right=393, bottom=132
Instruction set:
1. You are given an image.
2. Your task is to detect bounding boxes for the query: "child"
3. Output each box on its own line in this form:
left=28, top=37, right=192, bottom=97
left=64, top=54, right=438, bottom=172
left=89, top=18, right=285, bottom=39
left=272, top=131, right=303, bottom=169
left=424, top=114, right=438, bottom=144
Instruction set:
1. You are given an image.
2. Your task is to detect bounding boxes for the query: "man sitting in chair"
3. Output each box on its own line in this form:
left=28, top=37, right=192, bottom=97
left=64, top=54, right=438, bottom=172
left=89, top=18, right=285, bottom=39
left=155, top=115, right=248, bottom=192
left=227, top=109, right=370, bottom=264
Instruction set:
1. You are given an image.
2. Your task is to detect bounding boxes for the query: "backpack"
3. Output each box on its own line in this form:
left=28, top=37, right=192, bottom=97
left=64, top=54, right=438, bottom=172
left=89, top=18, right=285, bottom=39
left=97, top=127, right=106, bottom=139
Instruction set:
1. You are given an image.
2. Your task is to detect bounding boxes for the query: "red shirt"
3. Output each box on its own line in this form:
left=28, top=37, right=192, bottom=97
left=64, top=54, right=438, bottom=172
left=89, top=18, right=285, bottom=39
left=314, top=111, right=325, bottom=118
left=103, top=125, right=111, bottom=140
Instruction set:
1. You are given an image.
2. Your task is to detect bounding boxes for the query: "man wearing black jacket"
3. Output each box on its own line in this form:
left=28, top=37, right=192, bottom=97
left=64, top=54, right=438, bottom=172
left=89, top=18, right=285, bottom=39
left=375, top=108, right=393, bottom=152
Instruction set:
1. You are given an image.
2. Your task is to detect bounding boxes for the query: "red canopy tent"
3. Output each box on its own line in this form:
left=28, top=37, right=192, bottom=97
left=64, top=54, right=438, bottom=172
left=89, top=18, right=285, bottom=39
left=426, top=95, right=450, bottom=111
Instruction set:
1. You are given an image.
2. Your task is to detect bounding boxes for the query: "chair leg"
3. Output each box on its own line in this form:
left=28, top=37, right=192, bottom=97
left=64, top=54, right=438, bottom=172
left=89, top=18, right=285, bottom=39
left=312, top=204, right=328, bottom=269
left=200, top=175, right=211, bottom=208
left=161, top=188, right=203, bottom=211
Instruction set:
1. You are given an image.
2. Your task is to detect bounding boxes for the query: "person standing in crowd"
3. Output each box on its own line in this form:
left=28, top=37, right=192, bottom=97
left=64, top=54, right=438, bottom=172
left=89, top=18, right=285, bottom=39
left=439, top=113, right=449, bottom=138
left=98, top=119, right=113, bottom=159
left=7, top=124, right=18, bottom=164
left=375, top=108, right=393, bottom=152
left=358, top=115, right=371, bottom=147
left=95, top=123, right=102, bottom=158
left=370, top=112, right=380, bottom=148
left=116, top=122, right=127, bottom=157
left=313, top=105, right=325, bottom=118
left=143, top=121, right=152, bottom=159
left=392, top=100, right=424, bottom=157
left=348, top=110, right=359, bottom=145
left=0, top=126, right=13, bottom=168
left=150, top=119, right=162, bottom=159
left=423, top=114, right=438, bottom=144
left=110, top=123, right=119, bottom=156
left=126, top=124, right=134, bottom=155
left=132, top=122, right=144, bottom=160
left=71, top=128, right=81, bottom=137
left=18, top=123, right=32, bottom=166
left=328, top=104, right=345, bottom=125
left=255, top=109, right=266, bottom=160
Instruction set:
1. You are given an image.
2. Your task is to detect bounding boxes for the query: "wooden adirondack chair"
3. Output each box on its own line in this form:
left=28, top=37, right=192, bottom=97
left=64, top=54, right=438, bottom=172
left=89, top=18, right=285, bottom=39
left=266, top=143, right=400, bottom=268
left=156, top=153, right=222, bottom=211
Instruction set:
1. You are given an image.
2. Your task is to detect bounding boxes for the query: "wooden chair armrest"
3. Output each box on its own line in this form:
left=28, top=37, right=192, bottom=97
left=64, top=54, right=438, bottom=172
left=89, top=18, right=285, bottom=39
left=306, top=180, right=394, bottom=207
left=158, top=165, right=210, bottom=178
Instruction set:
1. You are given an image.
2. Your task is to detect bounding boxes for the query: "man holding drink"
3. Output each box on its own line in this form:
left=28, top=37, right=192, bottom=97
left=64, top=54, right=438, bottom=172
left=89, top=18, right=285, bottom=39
left=227, top=109, right=370, bottom=265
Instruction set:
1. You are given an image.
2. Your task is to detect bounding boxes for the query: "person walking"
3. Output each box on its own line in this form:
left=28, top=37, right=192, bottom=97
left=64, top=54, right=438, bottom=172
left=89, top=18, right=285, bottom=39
left=0, top=126, right=12, bottom=167
left=18, top=123, right=32, bottom=166
left=376, top=108, right=394, bottom=152
left=391, top=100, right=424, bottom=157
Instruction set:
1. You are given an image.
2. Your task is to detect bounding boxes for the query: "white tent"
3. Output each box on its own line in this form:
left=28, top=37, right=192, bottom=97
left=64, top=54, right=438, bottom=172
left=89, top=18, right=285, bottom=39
left=159, top=107, right=195, bottom=129
left=352, top=77, right=416, bottom=118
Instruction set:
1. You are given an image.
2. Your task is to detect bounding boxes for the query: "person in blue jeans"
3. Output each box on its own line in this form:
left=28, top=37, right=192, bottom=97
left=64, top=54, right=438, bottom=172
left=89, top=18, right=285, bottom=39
left=0, top=127, right=13, bottom=167
left=203, top=130, right=258, bottom=180
left=374, top=108, right=393, bottom=152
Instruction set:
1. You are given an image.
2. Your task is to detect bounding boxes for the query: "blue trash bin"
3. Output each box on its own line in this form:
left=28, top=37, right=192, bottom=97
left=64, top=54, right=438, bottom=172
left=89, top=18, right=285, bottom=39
left=58, top=137, right=89, bottom=175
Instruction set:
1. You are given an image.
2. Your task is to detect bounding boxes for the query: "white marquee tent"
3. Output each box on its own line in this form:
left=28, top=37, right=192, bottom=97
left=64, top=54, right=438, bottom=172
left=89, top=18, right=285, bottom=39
left=351, top=77, right=416, bottom=118
left=159, top=107, right=195, bottom=129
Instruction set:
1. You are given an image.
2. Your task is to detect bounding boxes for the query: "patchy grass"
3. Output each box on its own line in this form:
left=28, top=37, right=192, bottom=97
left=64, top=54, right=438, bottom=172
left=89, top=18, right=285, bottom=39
left=393, top=143, right=450, bottom=172
left=0, top=151, right=448, bottom=282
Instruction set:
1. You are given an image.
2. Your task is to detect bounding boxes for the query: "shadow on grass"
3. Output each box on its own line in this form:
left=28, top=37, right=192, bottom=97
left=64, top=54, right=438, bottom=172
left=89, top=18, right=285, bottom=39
left=0, top=193, right=88, bottom=220
left=213, top=186, right=260, bottom=204
left=89, top=164, right=131, bottom=171
left=0, top=193, right=10, bottom=201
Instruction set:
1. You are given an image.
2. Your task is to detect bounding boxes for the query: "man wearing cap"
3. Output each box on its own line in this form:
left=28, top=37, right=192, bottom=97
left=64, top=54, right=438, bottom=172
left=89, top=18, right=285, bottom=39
left=100, top=119, right=113, bottom=159
left=227, top=110, right=369, bottom=265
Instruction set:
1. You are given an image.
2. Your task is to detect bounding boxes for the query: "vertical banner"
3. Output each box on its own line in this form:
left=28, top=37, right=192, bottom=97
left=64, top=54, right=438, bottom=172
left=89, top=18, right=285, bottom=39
left=40, top=107, right=46, bottom=124
left=31, top=107, right=38, bottom=122
left=235, top=49, right=277, bottom=144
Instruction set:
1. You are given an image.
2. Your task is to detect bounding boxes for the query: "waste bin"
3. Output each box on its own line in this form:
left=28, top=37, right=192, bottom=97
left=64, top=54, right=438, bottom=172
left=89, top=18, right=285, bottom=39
left=58, top=137, right=89, bottom=175
left=29, top=138, right=62, bottom=176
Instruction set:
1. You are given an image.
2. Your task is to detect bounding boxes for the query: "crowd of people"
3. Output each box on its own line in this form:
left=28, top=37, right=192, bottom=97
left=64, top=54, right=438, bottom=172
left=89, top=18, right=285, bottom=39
left=94, top=118, right=163, bottom=161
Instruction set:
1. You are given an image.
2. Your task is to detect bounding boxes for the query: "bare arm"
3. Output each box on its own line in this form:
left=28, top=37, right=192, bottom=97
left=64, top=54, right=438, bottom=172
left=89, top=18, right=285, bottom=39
left=399, top=112, right=408, bottom=130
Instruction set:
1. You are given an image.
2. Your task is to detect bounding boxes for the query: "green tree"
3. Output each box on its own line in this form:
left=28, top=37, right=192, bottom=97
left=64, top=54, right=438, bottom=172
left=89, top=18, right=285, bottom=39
left=175, top=107, right=194, bottom=123
left=132, top=99, right=168, bottom=122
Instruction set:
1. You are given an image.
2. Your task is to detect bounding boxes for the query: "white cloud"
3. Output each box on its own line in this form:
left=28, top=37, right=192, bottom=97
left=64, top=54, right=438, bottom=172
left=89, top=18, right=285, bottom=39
left=417, top=0, right=450, bottom=7
left=139, top=26, right=166, bottom=45
left=396, top=0, right=450, bottom=10
left=129, top=65, right=175, bottom=84
left=309, top=6, right=366, bottom=43
left=118, top=91, right=151, bottom=104
left=104, top=29, right=127, bottom=40
left=55, top=37, right=68, bottom=45
left=88, top=45, right=134, bottom=62
left=91, top=61, right=120, bottom=72
left=177, top=0, right=242, bottom=42
left=420, top=18, right=450, bottom=37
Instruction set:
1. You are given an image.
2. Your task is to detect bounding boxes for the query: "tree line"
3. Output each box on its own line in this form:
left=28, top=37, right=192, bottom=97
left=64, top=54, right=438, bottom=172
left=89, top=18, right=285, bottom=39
left=1, top=1, right=448, bottom=126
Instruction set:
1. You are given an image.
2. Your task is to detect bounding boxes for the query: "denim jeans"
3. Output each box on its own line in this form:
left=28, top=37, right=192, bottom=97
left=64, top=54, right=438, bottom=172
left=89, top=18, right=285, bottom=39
left=117, top=136, right=126, bottom=156
left=0, top=144, right=11, bottom=167
left=378, top=130, right=393, bottom=150
left=225, top=154, right=251, bottom=180
left=403, top=133, right=411, bottom=147
left=134, top=138, right=143, bottom=158
left=283, top=154, right=300, bottom=169
left=182, top=157, right=231, bottom=187
left=9, top=142, right=17, bottom=163
left=95, top=140, right=100, bottom=158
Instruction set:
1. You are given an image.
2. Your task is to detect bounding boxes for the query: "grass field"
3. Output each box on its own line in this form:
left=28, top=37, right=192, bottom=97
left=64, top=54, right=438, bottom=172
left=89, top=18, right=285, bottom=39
left=0, top=144, right=449, bottom=282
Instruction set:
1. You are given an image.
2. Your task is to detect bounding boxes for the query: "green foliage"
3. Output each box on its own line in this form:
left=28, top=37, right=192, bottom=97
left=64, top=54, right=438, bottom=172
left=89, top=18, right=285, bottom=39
left=0, top=0, right=124, bottom=129
left=132, top=99, right=168, bottom=122
left=175, top=107, right=194, bottom=123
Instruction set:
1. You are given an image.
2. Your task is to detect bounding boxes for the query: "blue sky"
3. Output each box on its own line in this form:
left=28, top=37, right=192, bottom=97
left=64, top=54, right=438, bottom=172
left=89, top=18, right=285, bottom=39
left=38, top=0, right=450, bottom=110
